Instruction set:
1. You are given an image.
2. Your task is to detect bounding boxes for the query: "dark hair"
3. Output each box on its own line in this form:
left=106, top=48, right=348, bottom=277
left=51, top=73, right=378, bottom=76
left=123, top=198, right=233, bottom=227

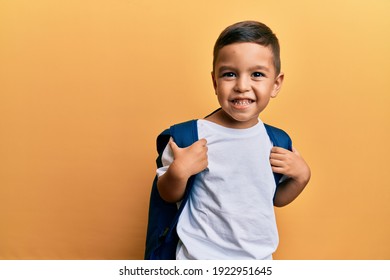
left=213, top=21, right=281, bottom=75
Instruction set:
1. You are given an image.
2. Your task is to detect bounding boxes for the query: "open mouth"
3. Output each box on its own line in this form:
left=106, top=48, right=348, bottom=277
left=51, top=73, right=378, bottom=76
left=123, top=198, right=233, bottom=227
left=231, top=99, right=254, bottom=106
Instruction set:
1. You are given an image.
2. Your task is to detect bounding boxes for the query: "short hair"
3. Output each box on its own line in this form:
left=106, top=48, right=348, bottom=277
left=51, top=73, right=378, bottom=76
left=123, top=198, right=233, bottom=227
left=213, top=21, right=281, bottom=75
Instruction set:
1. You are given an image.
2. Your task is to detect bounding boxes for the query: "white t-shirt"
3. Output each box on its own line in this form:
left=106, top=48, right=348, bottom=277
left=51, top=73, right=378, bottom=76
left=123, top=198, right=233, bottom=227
left=156, top=119, right=278, bottom=259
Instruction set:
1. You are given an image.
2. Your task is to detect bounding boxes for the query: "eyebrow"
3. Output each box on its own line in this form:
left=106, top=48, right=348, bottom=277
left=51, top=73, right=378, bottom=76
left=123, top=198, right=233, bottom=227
left=217, top=65, right=271, bottom=73
left=250, top=65, right=271, bottom=72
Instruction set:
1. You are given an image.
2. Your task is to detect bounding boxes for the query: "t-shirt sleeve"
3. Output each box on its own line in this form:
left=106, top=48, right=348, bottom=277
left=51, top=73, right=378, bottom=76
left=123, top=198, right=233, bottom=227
left=156, top=137, right=174, bottom=177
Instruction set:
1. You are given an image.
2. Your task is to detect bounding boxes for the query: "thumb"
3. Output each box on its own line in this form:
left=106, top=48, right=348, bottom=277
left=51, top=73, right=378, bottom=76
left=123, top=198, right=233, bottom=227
left=169, top=138, right=180, bottom=154
left=292, top=146, right=300, bottom=155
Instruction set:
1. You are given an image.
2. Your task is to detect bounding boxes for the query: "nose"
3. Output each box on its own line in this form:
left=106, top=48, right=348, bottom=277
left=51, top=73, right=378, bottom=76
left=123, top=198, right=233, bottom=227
left=234, top=76, right=251, bottom=93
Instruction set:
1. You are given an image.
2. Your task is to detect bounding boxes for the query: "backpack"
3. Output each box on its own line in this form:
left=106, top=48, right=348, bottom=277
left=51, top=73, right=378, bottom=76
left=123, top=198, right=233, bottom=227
left=144, top=118, right=292, bottom=260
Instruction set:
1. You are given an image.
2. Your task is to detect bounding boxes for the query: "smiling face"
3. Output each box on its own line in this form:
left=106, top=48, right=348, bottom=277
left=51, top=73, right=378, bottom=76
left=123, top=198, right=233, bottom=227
left=211, top=42, right=284, bottom=129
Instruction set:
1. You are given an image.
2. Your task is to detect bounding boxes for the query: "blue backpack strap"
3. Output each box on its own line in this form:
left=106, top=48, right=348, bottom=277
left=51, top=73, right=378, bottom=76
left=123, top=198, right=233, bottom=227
left=170, top=120, right=199, bottom=148
left=264, top=123, right=293, bottom=186
left=144, top=120, right=198, bottom=260
left=146, top=118, right=291, bottom=259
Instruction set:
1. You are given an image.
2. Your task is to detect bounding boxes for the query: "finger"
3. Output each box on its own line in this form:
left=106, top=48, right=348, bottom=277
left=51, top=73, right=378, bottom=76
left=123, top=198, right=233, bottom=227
left=271, top=146, right=289, bottom=154
left=270, top=158, right=285, bottom=167
left=271, top=166, right=285, bottom=174
left=169, top=139, right=180, bottom=153
left=198, top=138, right=207, bottom=146
left=270, top=152, right=286, bottom=160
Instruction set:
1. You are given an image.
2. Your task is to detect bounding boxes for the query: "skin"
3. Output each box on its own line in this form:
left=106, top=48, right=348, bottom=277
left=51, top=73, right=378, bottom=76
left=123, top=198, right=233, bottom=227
left=157, top=138, right=208, bottom=203
left=209, top=42, right=283, bottom=129
left=157, top=42, right=310, bottom=206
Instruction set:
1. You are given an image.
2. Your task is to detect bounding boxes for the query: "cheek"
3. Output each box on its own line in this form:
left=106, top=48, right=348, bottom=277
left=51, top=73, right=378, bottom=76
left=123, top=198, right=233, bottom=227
left=216, top=87, right=229, bottom=101
left=216, top=91, right=230, bottom=106
left=216, top=92, right=224, bottom=103
left=215, top=82, right=230, bottom=93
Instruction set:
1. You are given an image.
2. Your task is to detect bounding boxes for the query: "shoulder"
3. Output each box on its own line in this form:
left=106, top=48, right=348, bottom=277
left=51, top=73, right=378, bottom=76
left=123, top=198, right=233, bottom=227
left=156, top=119, right=199, bottom=153
left=263, top=123, right=292, bottom=151
left=263, top=123, right=289, bottom=137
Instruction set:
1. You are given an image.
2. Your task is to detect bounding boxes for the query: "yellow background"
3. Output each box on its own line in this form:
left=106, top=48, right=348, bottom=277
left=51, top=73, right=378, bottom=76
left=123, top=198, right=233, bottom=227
left=1, top=0, right=389, bottom=259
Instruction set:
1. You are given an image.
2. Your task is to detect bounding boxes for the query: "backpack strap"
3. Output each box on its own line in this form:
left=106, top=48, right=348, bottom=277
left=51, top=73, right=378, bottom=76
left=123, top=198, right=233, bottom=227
left=146, top=118, right=292, bottom=259
left=264, top=123, right=293, bottom=187
left=145, top=120, right=198, bottom=260
left=170, top=119, right=199, bottom=148
left=162, top=119, right=199, bottom=241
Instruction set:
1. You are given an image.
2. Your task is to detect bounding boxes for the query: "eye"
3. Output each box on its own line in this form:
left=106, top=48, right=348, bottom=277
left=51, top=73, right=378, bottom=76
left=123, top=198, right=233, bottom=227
left=221, top=72, right=236, bottom=78
left=252, top=72, right=265, bottom=78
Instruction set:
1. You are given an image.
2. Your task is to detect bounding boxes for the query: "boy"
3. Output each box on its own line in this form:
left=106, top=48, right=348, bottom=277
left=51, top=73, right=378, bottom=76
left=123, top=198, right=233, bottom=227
left=154, top=21, right=310, bottom=259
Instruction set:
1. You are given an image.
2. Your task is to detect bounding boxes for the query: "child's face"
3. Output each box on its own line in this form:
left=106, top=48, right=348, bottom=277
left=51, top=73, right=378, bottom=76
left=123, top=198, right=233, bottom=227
left=212, top=42, right=284, bottom=129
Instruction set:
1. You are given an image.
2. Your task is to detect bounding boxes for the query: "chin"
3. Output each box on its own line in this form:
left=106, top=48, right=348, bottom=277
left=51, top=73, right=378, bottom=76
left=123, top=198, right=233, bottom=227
left=226, top=113, right=259, bottom=128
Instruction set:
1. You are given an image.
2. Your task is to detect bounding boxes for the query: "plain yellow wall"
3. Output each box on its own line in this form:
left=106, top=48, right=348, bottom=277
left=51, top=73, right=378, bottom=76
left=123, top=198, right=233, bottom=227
left=1, top=0, right=389, bottom=259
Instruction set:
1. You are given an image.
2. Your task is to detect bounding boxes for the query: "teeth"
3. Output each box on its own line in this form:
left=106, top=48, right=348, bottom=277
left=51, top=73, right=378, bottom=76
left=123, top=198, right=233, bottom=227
left=233, top=99, right=252, bottom=105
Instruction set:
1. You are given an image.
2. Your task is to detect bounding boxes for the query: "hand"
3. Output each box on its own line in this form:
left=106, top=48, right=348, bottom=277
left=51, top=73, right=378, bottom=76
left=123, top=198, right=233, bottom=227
left=270, top=146, right=311, bottom=185
left=169, top=138, right=208, bottom=179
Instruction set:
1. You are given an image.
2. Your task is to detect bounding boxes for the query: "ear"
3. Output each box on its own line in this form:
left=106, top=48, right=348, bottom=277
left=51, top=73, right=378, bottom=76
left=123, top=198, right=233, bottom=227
left=211, top=71, right=217, bottom=93
left=271, top=72, right=284, bottom=98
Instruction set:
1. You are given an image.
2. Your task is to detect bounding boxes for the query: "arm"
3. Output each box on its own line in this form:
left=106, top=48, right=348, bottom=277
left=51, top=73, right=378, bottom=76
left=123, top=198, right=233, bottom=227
left=270, top=146, right=311, bottom=207
left=157, top=138, right=208, bottom=203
